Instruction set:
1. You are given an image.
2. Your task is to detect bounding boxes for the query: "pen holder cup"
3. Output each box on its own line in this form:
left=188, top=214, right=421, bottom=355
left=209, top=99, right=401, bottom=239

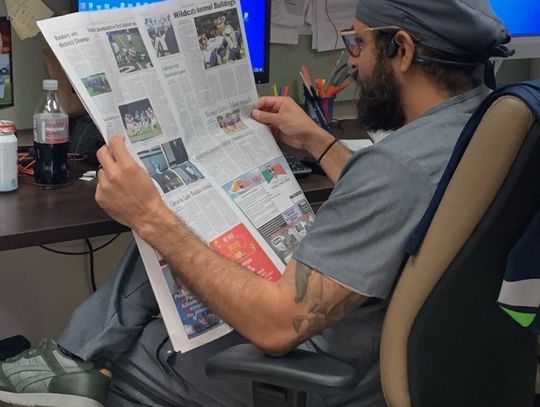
left=303, top=90, right=335, bottom=130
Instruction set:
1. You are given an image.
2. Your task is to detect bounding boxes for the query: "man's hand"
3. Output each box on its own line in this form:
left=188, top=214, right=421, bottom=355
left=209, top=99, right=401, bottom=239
left=95, top=135, right=170, bottom=233
left=252, top=96, right=334, bottom=158
left=253, top=96, right=352, bottom=183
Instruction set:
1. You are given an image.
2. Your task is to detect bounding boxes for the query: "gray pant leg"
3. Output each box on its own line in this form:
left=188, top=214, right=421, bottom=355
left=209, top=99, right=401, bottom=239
left=106, top=319, right=179, bottom=407
left=59, top=243, right=159, bottom=361
left=56, top=243, right=253, bottom=406
left=57, top=243, right=380, bottom=406
left=107, top=322, right=379, bottom=407
left=160, top=329, right=253, bottom=407
left=106, top=318, right=253, bottom=407
left=160, top=336, right=327, bottom=407
left=107, top=325, right=330, bottom=407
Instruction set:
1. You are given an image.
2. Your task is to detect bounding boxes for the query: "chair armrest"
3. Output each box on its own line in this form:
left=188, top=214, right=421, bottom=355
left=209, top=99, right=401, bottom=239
left=205, top=344, right=361, bottom=395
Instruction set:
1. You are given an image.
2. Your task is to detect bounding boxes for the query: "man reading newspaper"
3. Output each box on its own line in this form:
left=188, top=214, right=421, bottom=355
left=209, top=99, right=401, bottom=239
left=0, top=0, right=512, bottom=406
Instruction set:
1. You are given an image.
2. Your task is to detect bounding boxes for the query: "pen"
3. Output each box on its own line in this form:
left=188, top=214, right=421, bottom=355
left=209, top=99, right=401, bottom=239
left=316, top=79, right=326, bottom=97
left=272, top=83, right=278, bottom=97
left=301, top=64, right=313, bottom=87
left=283, top=85, right=289, bottom=97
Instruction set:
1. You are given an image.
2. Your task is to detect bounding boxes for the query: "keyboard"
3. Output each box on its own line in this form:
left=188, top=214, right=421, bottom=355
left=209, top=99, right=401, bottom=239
left=284, top=154, right=312, bottom=178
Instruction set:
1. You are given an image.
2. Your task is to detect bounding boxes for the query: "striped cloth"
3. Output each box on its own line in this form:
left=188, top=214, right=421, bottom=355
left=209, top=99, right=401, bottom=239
left=498, top=209, right=540, bottom=333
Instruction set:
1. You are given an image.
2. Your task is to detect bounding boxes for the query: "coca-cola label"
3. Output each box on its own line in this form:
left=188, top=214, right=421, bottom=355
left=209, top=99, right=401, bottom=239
left=34, top=117, right=69, bottom=144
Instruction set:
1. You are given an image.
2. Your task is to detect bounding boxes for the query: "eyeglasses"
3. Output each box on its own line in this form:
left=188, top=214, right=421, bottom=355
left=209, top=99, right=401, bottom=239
left=340, top=29, right=362, bottom=57
left=340, top=26, right=406, bottom=58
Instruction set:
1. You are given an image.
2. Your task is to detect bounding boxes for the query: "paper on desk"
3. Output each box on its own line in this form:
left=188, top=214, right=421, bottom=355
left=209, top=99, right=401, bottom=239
left=340, top=139, right=374, bottom=151
left=5, top=0, right=53, bottom=40
left=369, top=130, right=391, bottom=143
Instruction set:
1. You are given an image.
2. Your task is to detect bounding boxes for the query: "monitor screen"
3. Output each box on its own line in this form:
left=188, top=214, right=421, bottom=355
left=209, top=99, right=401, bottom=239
left=490, top=0, right=540, bottom=37
left=72, top=0, right=270, bottom=83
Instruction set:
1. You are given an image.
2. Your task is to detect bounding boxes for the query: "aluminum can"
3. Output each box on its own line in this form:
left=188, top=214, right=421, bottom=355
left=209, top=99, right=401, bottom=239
left=0, top=120, right=18, bottom=192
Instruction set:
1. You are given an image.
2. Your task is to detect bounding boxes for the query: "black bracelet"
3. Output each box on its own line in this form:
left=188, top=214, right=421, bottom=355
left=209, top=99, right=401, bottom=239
left=317, top=139, right=338, bottom=164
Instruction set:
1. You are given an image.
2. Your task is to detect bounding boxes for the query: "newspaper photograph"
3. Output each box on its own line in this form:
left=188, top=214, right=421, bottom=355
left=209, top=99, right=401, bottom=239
left=38, top=0, right=315, bottom=353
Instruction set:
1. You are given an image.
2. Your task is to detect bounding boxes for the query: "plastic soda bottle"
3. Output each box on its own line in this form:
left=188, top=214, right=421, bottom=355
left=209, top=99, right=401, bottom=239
left=33, top=79, right=69, bottom=185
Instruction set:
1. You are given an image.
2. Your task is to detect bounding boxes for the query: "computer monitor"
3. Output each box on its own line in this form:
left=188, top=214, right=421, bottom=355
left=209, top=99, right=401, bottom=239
left=490, top=0, right=540, bottom=59
left=71, top=0, right=271, bottom=83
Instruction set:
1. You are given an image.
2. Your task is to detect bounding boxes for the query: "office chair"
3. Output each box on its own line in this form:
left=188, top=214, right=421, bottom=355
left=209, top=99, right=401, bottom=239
left=206, top=86, right=540, bottom=407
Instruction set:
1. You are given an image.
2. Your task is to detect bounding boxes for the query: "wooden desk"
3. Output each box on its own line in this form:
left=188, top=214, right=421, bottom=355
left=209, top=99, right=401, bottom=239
left=0, top=161, right=129, bottom=251
left=0, top=119, right=364, bottom=252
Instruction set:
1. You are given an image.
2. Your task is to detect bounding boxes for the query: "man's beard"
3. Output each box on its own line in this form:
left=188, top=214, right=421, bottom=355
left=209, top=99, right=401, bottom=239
left=355, top=57, right=406, bottom=132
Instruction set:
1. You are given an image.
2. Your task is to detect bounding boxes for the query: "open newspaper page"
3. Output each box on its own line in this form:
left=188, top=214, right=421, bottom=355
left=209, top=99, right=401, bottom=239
left=38, top=0, right=316, bottom=353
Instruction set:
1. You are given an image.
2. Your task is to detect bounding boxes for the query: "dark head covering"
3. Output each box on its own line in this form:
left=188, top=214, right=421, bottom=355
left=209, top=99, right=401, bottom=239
left=355, top=0, right=513, bottom=61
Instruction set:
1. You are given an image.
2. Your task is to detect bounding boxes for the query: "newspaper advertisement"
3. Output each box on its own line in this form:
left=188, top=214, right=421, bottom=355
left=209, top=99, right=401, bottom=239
left=38, top=0, right=315, bottom=353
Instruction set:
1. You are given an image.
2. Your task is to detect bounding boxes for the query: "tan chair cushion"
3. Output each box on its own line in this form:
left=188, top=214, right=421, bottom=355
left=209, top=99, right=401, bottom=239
left=380, top=96, right=534, bottom=407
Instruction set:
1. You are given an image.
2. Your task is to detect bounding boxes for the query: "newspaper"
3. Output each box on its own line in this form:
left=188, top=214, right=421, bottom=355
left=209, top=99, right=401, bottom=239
left=38, top=0, right=316, bottom=353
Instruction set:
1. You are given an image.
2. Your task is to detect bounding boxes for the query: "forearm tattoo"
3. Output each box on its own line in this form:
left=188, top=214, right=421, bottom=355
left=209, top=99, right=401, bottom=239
left=290, top=261, right=363, bottom=346
left=294, top=261, right=314, bottom=303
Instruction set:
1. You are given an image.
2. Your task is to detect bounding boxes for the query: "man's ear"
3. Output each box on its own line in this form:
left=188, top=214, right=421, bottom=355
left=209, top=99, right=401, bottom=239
left=393, top=31, right=416, bottom=72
